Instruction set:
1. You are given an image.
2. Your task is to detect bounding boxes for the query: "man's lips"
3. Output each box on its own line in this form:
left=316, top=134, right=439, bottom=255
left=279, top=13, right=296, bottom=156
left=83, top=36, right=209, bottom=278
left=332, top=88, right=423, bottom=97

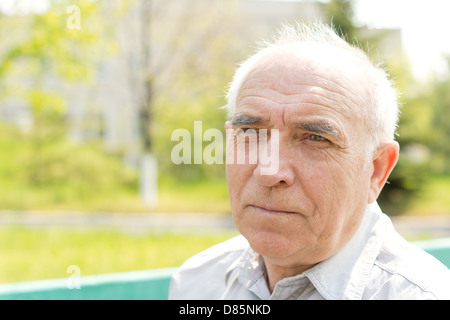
left=249, top=204, right=298, bottom=215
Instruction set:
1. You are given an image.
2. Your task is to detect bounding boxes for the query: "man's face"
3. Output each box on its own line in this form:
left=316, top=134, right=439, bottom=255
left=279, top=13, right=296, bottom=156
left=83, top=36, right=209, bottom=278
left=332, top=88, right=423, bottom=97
left=226, top=45, right=375, bottom=269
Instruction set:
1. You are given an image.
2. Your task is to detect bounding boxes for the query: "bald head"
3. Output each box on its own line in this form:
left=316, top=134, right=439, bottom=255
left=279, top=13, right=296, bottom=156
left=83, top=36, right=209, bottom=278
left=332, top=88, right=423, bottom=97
left=240, top=42, right=372, bottom=113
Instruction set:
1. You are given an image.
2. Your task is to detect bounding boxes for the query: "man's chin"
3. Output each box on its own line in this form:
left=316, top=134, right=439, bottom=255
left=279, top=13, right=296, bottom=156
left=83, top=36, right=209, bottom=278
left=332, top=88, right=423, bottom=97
left=244, top=231, right=299, bottom=260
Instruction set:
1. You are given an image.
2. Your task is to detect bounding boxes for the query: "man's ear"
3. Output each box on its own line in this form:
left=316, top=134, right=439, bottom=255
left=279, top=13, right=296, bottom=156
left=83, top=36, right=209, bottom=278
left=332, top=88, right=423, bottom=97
left=368, top=141, right=400, bottom=204
left=224, top=121, right=231, bottom=129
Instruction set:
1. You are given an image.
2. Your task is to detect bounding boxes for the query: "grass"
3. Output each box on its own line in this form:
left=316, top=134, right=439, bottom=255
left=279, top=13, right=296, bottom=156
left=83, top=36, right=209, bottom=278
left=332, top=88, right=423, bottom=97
left=0, top=226, right=238, bottom=284
left=404, top=175, right=450, bottom=216
left=0, top=178, right=231, bottom=213
left=157, top=178, right=230, bottom=213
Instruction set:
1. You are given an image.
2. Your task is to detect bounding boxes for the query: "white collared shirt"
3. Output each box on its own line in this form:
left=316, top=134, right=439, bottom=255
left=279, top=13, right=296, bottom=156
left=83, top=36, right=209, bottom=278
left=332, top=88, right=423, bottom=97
left=169, top=203, right=450, bottom=300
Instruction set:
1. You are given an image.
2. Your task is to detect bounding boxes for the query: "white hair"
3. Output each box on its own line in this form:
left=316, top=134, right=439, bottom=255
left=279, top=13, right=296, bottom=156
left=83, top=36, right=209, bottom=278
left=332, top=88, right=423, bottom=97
left=224, top=21, right=400, bottom=153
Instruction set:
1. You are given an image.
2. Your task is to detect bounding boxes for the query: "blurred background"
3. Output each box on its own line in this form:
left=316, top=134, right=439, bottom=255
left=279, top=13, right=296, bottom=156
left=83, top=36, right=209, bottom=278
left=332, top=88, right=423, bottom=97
left=1, top=0, right=449, bottom=284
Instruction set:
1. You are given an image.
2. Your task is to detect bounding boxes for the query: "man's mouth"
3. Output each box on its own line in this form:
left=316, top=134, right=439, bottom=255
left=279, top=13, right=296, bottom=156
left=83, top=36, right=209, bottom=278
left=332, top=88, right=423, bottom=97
left=249, top=204, right=298, bottom=215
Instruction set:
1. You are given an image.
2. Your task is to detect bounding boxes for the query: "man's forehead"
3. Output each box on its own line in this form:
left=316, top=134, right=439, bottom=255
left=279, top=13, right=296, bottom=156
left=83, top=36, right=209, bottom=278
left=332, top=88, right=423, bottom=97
left=235, top=44, right=368, bottom=122
left=254, top=42, right=360, bottom=69
left=240, top=42, right=367, bottom=95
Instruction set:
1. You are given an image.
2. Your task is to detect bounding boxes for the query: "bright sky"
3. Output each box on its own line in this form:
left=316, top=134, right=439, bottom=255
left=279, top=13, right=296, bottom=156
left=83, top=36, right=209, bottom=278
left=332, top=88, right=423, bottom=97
left=0, top=0, right=49, bottom=14
left=1, top=0, right=449, bottom=78
left=354, top=0, right=450, bottom=78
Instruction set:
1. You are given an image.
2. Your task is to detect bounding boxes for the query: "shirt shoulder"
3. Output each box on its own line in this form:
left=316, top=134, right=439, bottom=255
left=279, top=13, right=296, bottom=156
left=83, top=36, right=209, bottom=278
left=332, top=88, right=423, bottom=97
left=169, top=235, right=249, bottom=299
left=365, top=231, right=450, bottom=299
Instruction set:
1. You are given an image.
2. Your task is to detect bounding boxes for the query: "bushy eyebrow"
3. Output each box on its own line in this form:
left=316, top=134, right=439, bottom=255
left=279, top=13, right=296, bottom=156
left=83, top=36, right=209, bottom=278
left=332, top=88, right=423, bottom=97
left=297, top=121, right=341, bottom=139
left=229, top=113, right=267, bottom=126
left=230, top=114, right=343, bottom=141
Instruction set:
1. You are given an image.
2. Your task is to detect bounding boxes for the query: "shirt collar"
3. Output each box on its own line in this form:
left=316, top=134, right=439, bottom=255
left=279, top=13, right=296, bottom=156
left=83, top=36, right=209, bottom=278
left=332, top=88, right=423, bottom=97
left=225, top=202, right=388, bottom=300
left=225, top=242, right=271, bottom=299
left=304, top=202, right=388, bottom=299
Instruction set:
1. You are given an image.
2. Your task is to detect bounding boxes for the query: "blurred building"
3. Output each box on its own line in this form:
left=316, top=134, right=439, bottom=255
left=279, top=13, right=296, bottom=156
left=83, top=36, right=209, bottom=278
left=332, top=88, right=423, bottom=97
left=240, top=0, right=326, bottom=34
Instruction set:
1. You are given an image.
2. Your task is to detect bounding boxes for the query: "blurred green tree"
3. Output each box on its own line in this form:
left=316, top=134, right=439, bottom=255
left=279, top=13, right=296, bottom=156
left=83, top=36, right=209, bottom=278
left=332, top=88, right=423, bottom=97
left=428, top=59, right=450, bottom=174
left=376, top=55, right=434, bottom=213
left=323, top=0, right=359, bottom=41
left=0, top=0, right=137, bottom=209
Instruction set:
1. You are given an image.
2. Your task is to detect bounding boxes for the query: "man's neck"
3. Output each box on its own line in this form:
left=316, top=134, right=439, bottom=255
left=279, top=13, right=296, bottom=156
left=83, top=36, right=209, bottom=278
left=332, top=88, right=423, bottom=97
left=263, top=259, right=315, bottom=293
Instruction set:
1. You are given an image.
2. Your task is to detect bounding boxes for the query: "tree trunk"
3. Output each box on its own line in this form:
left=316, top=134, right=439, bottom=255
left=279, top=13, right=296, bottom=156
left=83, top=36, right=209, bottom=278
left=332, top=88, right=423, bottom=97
left=140, top=152, right=158, bottom=208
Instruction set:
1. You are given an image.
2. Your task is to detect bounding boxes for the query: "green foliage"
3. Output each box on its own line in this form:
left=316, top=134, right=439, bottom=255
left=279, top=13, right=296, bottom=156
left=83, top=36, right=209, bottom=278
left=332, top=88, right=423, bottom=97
left=0, top=1, right=132, bottom=211
left=406, top=175, right=450, bottom=216
left=27, top=88, right=67, bottom=121
left=427, top=62, right=450, bottom=173
left=375, top=57, right=429, bottom=213
left=153, top=93, right=228, bottom=183
left=0, top=122, right=138, bottom=210
left=323, top=0, right=359, bottom=41
left=379, top=57, right=450, bottom=213
left=0, top=120, right=231, bottom=212
left=0, top=0, right=108, bottom=83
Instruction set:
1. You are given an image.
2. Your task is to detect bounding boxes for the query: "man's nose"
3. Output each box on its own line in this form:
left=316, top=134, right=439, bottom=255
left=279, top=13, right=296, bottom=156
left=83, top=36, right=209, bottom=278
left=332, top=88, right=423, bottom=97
left=252, top=155, right=295, bottom=187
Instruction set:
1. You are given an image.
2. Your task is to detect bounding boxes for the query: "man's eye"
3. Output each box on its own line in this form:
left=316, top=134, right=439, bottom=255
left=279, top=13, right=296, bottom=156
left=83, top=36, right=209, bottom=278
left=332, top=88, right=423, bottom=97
left=242, top=128, right=258, bottom=134
left=235, top=128, right=259, bottom=136
left=308, top=134, right=326, bottom=142
left=234, top=128, right=260, bottom=143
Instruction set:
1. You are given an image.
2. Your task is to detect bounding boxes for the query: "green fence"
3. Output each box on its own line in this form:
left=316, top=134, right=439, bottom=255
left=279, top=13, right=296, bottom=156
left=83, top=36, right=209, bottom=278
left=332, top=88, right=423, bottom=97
left=0, top=267, right=177, bottom=300
left=1, top=238, right=449, bottom=300
left=413, top=237, right=450, bottom=269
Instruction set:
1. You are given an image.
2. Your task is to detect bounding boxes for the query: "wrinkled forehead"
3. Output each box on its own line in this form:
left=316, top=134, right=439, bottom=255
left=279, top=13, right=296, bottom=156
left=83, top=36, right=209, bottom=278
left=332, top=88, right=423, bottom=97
left=237, top=42, right=371, bottom=114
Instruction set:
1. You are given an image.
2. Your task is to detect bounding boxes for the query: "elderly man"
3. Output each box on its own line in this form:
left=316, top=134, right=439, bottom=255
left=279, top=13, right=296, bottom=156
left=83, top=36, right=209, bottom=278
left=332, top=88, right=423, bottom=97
left=169, top=22, right=450, bottom=299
